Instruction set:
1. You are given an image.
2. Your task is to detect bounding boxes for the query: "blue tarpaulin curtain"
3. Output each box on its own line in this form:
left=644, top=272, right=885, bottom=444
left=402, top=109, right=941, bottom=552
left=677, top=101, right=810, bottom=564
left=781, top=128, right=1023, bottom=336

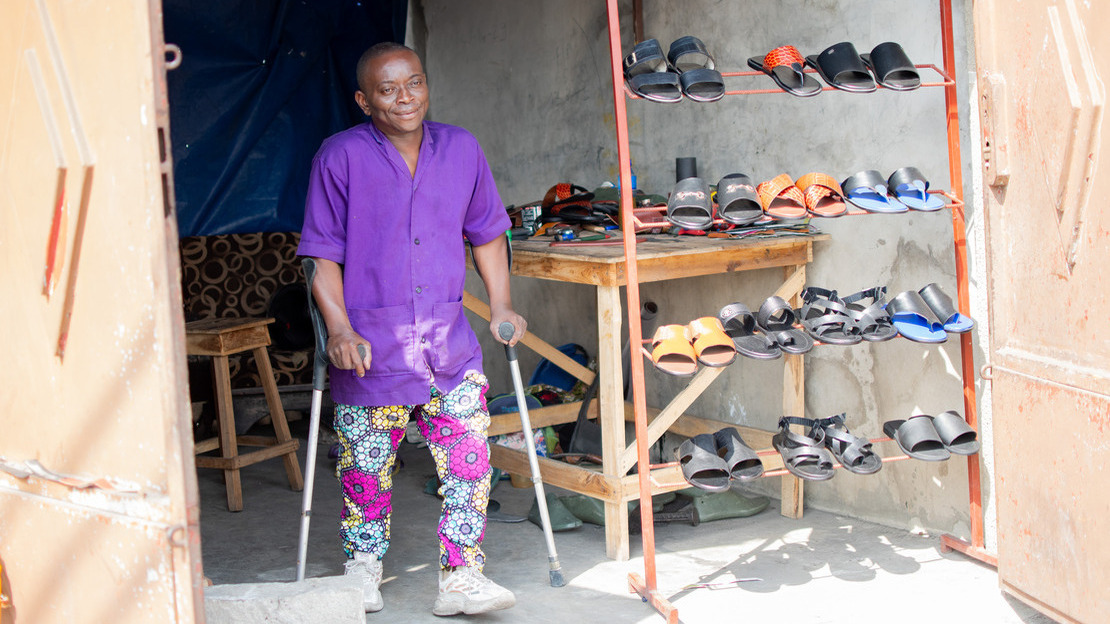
left=165, top=0, right=407, bottom=236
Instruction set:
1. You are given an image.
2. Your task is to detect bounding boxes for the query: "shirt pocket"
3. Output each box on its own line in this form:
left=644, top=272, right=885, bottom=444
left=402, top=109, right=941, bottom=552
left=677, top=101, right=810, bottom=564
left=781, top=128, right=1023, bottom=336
left=430, top=300, right=479, bottom=373
left=346, top=304, right=414, bottom=376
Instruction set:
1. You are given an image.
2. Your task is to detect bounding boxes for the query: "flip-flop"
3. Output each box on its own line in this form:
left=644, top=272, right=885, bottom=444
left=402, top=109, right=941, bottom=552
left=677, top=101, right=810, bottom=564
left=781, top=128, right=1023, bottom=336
left=931, top=410, right=981, bottom=455
left=861, top=42, right=922, bottom=91
left=772, top=417, right=836, bottom=481
left=804, top=42, right=876, bottom=93
left=918, top=283, right=974, bottom=333
left=888, top=167, right=946, bottom=211
left=795, top=172, right=848, bottom=218
left=841, top=286, right=898, bottom=342
left=841, top=170, right=907, bottom=213
left=650, top=324, right=698, bottom=376
left=679, top=67, right=725, bottom=102
left=623, top=38, right=669, bottom=77
left=676, top=433, right=731, bottom=492
left=798, top=287, right=862, bottom=345
left=713, top=427, right=764, bottom=482
left=813, top=414, right=882, bottom=475
left=715, top=173, right=763, bottom=225
left=757, top=174, right=808, bottom=221
left=718, top=302, right=781, bottom=360
left=756, top=295, right=814, bottom=355
left=883, top=415, right=951, bottom=462
left=747, top=45, right=822, bottom=97
left=667, top=177, right=714, bottom=229
left=886, top=290, right=948, bottom=343
left=687, top=316, right=737, bottom=367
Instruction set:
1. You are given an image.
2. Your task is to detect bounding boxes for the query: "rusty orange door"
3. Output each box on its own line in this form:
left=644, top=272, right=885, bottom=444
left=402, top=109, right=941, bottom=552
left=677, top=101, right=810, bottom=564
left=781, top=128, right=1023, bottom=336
left=974, top=1, right=1109, bottom=622
left=0, top=0, right=201, bottom=622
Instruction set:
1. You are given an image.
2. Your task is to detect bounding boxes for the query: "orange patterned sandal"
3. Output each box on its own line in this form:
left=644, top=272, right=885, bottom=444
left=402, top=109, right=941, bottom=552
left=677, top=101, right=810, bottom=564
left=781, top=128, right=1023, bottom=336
left=746, top=45, right=822, bottom=97
left=650, top=324, right=698, bottom=377
left=757, top=174, right=808, bottom=221
left=796, top=172, right=847, bottom=218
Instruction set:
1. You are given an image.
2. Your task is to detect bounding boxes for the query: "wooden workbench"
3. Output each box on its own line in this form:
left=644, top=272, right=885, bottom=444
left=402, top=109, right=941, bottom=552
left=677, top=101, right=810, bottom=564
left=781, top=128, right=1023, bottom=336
left=464, top=234, right=826, bottom=560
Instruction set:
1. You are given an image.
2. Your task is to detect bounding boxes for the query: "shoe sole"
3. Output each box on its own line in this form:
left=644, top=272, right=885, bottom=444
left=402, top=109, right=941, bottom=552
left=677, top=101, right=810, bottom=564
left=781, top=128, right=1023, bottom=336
left=432, top=593, right=516, bottom=616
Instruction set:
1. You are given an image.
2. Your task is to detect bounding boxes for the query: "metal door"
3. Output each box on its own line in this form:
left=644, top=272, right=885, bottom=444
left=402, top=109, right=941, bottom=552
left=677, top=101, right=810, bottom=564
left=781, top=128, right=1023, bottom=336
left=0, top=0, right=201, bottom=622
left=974, top=1, right=1109, bottom=621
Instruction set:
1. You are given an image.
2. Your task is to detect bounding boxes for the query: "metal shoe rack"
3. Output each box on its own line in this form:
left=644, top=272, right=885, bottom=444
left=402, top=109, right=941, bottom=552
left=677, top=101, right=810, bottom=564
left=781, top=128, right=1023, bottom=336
left=601, top=1, right=991, bottom=621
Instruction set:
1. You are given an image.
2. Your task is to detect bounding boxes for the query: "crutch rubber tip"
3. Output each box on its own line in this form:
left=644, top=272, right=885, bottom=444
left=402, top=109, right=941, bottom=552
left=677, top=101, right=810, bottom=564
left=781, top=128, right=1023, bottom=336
left=549, top=568, right=566, bottom=587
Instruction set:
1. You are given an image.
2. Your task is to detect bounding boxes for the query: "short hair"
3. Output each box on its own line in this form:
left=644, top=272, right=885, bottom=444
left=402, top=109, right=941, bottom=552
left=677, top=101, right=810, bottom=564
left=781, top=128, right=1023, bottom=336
left=356, top=42, right=418, bottom=92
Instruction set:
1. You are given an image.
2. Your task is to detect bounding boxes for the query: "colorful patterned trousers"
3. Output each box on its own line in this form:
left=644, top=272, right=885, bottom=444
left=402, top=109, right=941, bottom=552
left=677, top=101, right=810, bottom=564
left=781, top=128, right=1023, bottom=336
left=333, top=372, right=492, bottom=570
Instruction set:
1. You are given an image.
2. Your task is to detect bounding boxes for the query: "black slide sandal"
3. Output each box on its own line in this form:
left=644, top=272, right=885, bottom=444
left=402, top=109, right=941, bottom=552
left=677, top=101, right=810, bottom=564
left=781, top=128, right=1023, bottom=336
left=860, top=42, right=921, bottom=91
left=714, top=427, right=764, bottom=482
left=676, top=433, right=731, bottom=492
left=883, top=415, right=951, bottom=462
left=804, top=42, right=876, bottom=93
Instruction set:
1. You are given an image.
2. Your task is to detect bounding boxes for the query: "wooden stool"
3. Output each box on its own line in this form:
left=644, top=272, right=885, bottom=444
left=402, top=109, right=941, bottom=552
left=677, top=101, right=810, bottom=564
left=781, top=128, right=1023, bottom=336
left=186, top=317, right=303, bottom=511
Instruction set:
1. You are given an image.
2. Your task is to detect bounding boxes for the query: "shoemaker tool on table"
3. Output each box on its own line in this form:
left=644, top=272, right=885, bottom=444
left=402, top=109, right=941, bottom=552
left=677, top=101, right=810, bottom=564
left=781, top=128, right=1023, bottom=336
left=498, top=322, right=566, bottom=587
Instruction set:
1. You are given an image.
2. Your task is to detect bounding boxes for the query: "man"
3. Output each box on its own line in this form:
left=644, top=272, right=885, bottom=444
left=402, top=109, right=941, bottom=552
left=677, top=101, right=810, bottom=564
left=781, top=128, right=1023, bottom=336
left=297, top=41, right=523, bottom=616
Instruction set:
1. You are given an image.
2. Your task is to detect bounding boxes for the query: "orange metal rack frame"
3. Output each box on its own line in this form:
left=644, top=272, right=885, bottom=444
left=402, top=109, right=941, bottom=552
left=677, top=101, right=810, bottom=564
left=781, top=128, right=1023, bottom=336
left=603, top=1, right=995, bottom=621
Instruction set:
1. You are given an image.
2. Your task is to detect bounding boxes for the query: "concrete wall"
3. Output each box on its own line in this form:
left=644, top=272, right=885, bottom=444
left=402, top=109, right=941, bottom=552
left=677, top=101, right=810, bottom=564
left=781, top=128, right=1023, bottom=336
left=418, top=0, right=991, bottom=541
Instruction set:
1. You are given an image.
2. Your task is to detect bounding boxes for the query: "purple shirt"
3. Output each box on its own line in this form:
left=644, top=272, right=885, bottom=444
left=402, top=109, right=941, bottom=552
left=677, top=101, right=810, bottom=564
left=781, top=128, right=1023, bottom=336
left=297, top=120, right=510, bottom=406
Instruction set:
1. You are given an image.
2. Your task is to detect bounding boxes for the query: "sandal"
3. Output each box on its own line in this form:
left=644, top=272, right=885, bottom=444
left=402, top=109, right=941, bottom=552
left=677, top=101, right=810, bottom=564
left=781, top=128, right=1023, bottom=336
left=715, top=173, right=763, bottom=225
left=667, top=177, right=714, bottom=229
left=805, top=42, right=876, bottom=93
left=812, top=414, right=882, bottom=475
left=717, top=302, right=781, bottom=360
left=623, top=38, right=683, bottom=103
left=756, top=296, right=814, bottom=354
left=795, top=172, right=847, bottom=218
left=650, top=324, right=698, bottom=376
left=798, top=287, right=862, bottom=345
left=841, top=286, right=898, bottom=342
left=888, top=167, right=945, bottom=211
left=842, top=170, right=907, bottom=213
left=747, top=45, right=822, bottom=97
left=887, top=290, right=948, bottom=343
left=676, top=433, right=731, bottom=492
left=714, top=427, right=764, bottom=481
left=687, top=316, right=737, bottom=367
left=861, top=42, right=921, bottom=91
left=772, top=416, right=836, bottom=481
left=882, top=414, right=951, bottom=462
left=667, top=36, right=724, bottom=102
left=757, top=174, right=808, bottom=221
left=917, top=283, right=974, bottom=333
left=931, top=410, right=981, bottom=455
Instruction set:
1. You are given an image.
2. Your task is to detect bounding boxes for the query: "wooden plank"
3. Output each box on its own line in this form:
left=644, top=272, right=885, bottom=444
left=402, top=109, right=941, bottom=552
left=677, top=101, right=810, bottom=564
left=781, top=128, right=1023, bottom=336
left=211, top=354, right=242, bottom=511
left=597, top=284, right=629, bottom=560
left=781, top=264, right=806, bottom=519
left=489, top=444, right=620, bottom=501
left=253, top=345, right=303, bottom=491
left=462, top=291, right=595, bottom=384
left=632, top=241, right=812, bottom=285
left=487, top=399, right=597, bottom=436
left=193, top=437, right=220, bottom=454
left=619, top=364, right=724, bottom=474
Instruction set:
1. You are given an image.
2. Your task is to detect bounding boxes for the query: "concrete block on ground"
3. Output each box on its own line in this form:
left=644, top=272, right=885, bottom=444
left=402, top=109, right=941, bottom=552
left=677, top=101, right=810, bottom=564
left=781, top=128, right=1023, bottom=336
left=205, top=576, right=363, bottom=624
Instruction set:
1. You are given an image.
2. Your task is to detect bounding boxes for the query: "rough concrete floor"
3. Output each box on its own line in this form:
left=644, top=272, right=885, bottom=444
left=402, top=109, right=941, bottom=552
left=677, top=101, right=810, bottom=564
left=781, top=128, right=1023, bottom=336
left=199, top=418, right=1052, bottom=624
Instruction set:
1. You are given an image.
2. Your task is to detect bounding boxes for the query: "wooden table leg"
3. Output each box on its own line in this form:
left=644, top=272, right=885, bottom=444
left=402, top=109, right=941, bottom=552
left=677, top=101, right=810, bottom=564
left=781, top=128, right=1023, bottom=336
left=780, top=264, right=805, bottom=518
left=212, top=355, right=243, bottom=512
left=253, top=346, right=304, bottom=491
left=598, top=284, right=629, bottom=560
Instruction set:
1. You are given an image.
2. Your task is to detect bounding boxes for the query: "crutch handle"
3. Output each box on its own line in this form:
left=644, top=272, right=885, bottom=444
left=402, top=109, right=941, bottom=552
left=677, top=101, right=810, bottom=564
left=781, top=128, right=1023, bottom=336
left=498, top=322, right=517, bottom=361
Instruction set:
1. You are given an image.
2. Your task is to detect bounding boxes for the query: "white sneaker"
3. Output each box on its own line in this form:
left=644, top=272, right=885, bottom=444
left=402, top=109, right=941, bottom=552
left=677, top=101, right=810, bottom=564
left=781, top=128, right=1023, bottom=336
left=432, top=566, right=516, bottom=616
left=343, top=552, right=384, bottom=613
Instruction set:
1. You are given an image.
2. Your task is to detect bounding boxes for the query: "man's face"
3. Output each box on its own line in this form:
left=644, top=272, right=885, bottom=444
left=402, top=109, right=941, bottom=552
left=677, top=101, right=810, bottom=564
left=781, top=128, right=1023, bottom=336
left=355, top=50, right=428, bottom=138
